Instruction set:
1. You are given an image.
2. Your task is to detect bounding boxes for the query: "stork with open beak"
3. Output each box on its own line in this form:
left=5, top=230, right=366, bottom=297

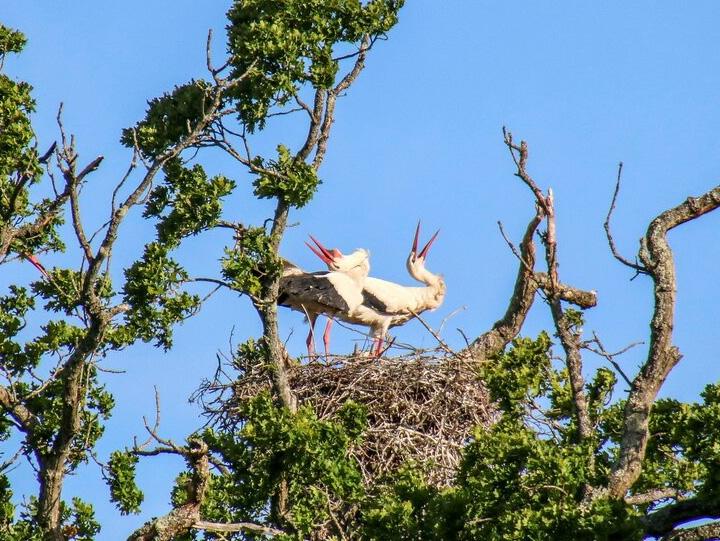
left=309, top=223, right=446, bottom=357
left=278, top=246, right=369, bottom=357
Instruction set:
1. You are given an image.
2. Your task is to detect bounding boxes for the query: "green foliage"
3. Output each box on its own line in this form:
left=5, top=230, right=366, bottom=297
left=361, top=335, right=643, bottom=540
left=0, top=496, right=43, bottom=541
left=456, top=420, right=637, bottom=540
left=121, top=80, right=212, bottom=158
left=0, top=25, right=65, bottom=259
left=0, top=25, right=27, bottom=57
left=122, top=242, right=199, bottom=348
left=144, top=159, right=235, bottom=247
left=221, top=226, right=282, bottom=297
left=364, top=438, right=639, bottom=540
left=64, top=497, right=101, bottom=541
left=602, top=382, right=720, bottom=504
left=23, top=320, right=85, bottom=369
left=0, top=496, right=99, bottom=541
left=190, top=393, right=367, bottom=537
left=480, top=332, right=554, bottom=418
left=586, top=367, right=617, bottom=422
left=362, top=467, right=464, bottom=540
left=32, top=268, right=113, bottom=316
left=232, top=337, right=270, bottom=374
left=0, top=285, right=35, bottom=373
left=0, top=26, right=40, bottom=184
left=563, top=307, right=584, bottom=331
left=23, top=369, right=113, bottom=469
left=253, top=145, right=320, bottom=207
left=107, top=451, right=144, bottom=515
left=0, top=474, right=15, bottom=532
left=226, top=0, right=404, bottom=130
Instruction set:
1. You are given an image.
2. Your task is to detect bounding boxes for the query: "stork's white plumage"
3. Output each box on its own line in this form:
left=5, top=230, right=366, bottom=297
left=278, top=247, right=369, bottom=356
left=309, top=223, right=446, bottom=356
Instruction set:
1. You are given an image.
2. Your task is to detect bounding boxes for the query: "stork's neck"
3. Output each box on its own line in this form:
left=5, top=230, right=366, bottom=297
left=344, top=265, right=368, bottom=284
left=404, top=257, right=445, bottom=311
left=410, top=265, right=441, bottom=287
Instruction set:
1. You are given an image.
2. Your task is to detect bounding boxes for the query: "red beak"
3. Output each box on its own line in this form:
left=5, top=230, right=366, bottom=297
left=306, top=235, right=339, bottom=265
left=24, top=253, right=50, bottom=279
left=411, top=222, right=440, bottom=261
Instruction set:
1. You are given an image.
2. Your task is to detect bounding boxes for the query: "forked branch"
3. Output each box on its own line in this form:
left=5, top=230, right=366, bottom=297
left=604, top=162, right=648, bottom=275
left=608, top=182, right=720, bottom=499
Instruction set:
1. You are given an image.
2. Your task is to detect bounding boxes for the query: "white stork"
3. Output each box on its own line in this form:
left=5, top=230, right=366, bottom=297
left=308, top=223, right=446, bottom=356
left=278, top=246, right=369, bottom=357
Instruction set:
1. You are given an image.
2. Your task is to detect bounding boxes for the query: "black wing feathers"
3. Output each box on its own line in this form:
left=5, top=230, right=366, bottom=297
left=279, top=275, right=351, bottom=313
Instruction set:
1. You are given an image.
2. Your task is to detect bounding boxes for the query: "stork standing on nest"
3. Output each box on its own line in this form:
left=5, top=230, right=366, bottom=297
left=308, top=223, right=446, bottom=357
left=278, top=246, right=369, bottom=357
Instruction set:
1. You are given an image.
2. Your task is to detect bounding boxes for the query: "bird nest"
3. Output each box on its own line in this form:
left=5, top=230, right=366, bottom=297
left=200, top=350, right=495, bottom=487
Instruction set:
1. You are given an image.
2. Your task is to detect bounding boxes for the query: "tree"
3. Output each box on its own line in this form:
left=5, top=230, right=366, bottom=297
left=2, top=3, right=720, bottom=541
left=2, top=2, right=404, bottom=539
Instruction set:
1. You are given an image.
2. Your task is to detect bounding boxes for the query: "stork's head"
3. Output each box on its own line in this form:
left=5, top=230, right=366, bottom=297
left=306, top=235, right=370, bottom=280
left=406, top=222, right=440, bottom=280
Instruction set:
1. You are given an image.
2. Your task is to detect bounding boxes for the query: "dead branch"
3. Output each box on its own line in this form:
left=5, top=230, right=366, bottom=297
left=503, top=132, right=593, bottom=442
left=465, top=204, right=544, bottom=360
left=126, top=439, right=210, bottom=541
left=585, top=333, right=640, bottom=388
left=604, top=162, right=648, bottom=275
left=607, top=183, right=720, bottom=499
left=533, top=273, right=597, bottom=308
left=541, top=188, right=592, bottom=441
left=409, top=310, right=453, bottom=355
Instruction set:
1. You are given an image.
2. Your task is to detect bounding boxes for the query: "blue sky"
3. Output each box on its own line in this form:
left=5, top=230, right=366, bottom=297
left=4, top=1, right=720, bottom=537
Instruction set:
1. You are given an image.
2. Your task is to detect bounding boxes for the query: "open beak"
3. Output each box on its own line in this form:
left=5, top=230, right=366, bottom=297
left=306, top=235, right=340, bottom=265
left=24, top=253, right=50, bottom=279
left=411, top=222, right=440, bottom=262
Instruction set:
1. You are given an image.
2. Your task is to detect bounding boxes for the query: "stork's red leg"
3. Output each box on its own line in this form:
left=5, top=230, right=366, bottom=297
left=373, top=337, right=383, bottom=358
left=323, top=318, right=334, bottom=358
left=306, top=313, right=318, bottom=357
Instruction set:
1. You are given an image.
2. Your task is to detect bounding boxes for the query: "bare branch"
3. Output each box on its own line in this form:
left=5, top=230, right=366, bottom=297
left=465, top=205, right=544, bottom=360
left=409, top=310, right=453, bottom=355
left=625, top=487, right=679, bottom=506
left=127, top=439, right=211, bottom=541
left=193, top=520, right=283, bottom=537
left=604, top=162, right=648, bottom=274
left=533, top=273, right=597, bottom=308
left=334, top=35, right=371, bottom=95
left=608, top=183, right=720, bottom=499
left=312, top=35, right=371, bottom=169
left=66, top=168, right=94, bottom=264
left=77, top=155, right=104, bottom=181
left=502, top=127, right=549, bottom=213
left=541, top=188, right=593, bottom=442
left=498, top=131, right=594, bottom=442
left=296, top=88, right=327, bottom=161
left=38, top=141, right=57, bottom=164
left=585, top=332, right=639, bottom=387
